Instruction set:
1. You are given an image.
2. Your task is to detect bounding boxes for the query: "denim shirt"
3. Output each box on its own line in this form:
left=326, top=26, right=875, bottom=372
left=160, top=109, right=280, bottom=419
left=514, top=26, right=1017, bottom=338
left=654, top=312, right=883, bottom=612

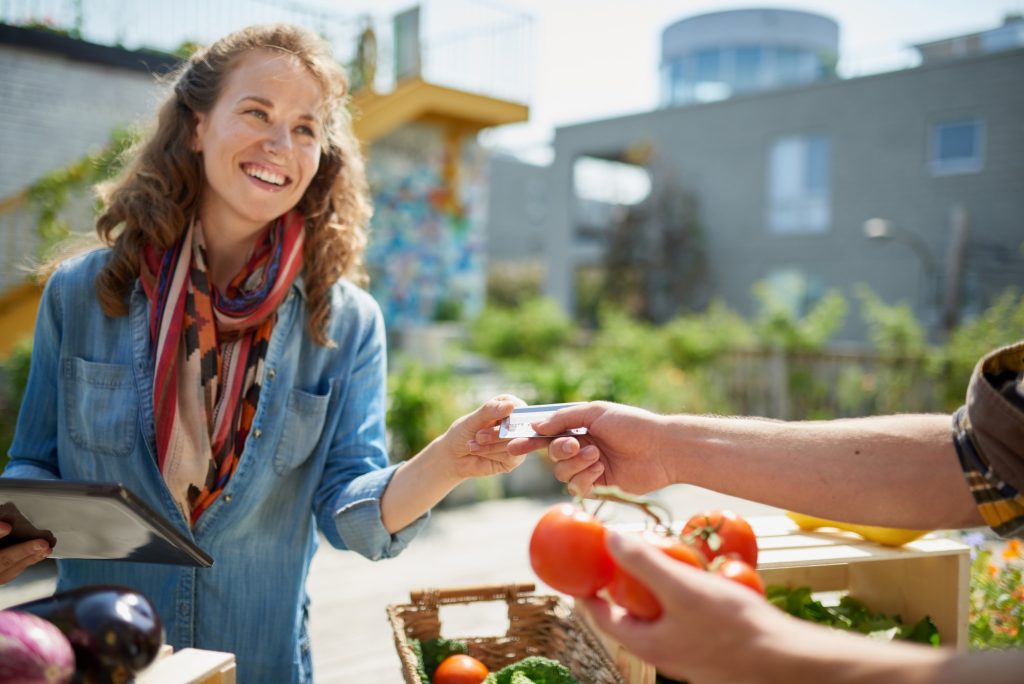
left=3, top=249, right=428, bottom=684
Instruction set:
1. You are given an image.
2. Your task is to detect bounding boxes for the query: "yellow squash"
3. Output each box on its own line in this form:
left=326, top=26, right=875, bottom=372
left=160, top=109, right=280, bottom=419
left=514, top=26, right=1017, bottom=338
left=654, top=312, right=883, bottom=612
left=785, top=511, right=929, bottom=547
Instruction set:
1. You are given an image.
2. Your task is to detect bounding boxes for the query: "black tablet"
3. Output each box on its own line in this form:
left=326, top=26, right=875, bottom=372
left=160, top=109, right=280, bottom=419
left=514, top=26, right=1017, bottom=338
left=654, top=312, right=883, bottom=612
left=0, top=479, right=213, bottom=567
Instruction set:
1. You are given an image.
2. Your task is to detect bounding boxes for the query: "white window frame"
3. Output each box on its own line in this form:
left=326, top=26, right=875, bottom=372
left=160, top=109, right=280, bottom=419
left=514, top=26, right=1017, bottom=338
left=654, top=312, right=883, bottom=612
left=767, top=135, right=831, bottom=235
left=930, top=118, right=985, bottom=176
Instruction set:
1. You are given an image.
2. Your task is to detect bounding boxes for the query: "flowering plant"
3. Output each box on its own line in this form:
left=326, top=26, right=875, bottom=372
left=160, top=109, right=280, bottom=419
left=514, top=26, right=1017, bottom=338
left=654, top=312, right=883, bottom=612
left=968, top=535, right=1024, bottom=649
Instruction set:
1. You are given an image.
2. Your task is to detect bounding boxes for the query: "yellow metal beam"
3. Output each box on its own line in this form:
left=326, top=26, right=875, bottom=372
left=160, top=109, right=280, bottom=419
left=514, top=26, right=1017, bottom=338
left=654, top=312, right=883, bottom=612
left=0, top=280, right=42, bottom=358
left=351, top=78, right=529, bottom=145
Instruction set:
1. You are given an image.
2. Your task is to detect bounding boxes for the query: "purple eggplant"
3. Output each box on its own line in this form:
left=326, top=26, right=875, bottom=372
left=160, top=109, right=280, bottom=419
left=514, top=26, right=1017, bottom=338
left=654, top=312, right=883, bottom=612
left=11, top=585, right=164, bottom=683
left=0, top=610, right=75, bottom=683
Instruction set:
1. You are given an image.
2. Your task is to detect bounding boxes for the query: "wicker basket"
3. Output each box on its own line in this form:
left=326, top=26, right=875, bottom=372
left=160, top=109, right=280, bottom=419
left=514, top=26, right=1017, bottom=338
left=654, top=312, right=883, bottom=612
left=387, top=582, right=627, bottom=684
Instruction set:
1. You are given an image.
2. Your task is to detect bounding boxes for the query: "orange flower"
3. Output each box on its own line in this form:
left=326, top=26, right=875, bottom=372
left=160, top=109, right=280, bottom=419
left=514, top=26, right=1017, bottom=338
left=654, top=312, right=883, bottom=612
left=1001, top=539, right=1022, bottom=561
left=1013, top=585, right=1024, bottom=602
left=988, top=562, right=1000, bottom=578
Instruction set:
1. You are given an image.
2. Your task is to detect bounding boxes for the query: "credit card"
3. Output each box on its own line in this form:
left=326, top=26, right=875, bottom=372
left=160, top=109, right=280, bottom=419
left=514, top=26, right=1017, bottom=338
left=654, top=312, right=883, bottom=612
left=499, top=402, right=589, bottom=439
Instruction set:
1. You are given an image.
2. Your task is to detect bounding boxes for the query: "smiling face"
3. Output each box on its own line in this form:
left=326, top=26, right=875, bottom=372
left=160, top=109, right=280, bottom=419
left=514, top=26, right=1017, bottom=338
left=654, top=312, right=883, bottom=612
left=192, top=49, right=324, bottom=242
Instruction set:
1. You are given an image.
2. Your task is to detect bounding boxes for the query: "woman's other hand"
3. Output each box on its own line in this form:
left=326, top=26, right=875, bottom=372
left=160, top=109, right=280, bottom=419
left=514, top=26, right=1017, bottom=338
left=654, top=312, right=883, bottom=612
left=0, top=522, right=51, bottom=585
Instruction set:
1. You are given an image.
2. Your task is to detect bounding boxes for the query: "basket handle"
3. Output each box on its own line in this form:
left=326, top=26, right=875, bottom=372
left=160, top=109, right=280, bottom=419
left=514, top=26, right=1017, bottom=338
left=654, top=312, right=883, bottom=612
left=408, top=582, right=536, bottom=604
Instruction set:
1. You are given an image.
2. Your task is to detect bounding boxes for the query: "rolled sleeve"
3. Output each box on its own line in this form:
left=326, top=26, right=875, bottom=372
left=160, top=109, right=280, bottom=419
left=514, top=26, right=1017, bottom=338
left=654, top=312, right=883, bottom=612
left=952, top=340, right=1024, bottom=538
left=329, top=464, right=430, bottom=560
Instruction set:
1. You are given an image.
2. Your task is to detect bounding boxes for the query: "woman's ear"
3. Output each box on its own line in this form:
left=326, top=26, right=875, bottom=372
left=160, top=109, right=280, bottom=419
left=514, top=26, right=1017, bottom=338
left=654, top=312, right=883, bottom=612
left=191, top=111, right=207, bottom=152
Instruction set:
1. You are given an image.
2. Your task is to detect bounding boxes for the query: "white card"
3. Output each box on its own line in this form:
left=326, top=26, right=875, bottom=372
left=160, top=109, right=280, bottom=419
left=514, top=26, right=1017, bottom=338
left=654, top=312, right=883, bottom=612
left=499, top=402, right=589, bottom=439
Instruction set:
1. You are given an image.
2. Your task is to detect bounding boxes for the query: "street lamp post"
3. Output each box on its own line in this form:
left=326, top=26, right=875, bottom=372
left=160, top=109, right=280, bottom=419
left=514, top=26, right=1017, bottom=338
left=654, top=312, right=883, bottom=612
left=862, top=217, right=941, bottom=334
left=863, top=206, right=971, bottom=339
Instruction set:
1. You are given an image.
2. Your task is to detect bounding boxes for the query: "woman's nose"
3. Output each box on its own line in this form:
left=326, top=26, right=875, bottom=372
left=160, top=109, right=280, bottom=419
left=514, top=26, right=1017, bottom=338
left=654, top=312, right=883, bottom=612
left=263, top=125, right=292, bottom=156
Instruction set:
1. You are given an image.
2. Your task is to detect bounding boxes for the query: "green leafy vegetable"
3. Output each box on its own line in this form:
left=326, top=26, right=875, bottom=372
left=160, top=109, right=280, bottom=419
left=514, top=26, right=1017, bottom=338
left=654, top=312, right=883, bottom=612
left=411, top=637, right=469, bottom=681
left=766, top=586, right=940, bottom=645
left=482, top=655, right=578, bottom=684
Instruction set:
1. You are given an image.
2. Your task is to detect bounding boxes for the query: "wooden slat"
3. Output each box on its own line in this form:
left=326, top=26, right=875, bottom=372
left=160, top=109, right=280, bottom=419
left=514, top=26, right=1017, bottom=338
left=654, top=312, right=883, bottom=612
left=135, top=648, right=236, bottom=684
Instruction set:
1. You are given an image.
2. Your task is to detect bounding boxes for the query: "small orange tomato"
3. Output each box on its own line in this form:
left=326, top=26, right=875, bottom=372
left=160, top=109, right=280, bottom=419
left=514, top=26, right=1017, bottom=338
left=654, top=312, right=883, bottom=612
left=683, top=509, right=758, bottom=567
left=713, top=558, right=765, bottom=595
left=606, top=531, right=705, bottom=621
left=433, top=654, right=489, bottom=684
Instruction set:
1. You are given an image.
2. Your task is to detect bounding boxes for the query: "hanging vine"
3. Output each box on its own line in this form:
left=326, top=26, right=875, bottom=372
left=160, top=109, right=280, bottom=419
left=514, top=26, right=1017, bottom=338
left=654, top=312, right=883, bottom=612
left=26, top=126, right=139, bottom=256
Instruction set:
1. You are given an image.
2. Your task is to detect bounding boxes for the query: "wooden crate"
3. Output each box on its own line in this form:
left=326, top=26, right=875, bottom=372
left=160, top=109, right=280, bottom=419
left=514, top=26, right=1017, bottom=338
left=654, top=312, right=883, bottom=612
left=134, top=646, right=236, bottom=684
left=583, top=515, right=970, bottom=684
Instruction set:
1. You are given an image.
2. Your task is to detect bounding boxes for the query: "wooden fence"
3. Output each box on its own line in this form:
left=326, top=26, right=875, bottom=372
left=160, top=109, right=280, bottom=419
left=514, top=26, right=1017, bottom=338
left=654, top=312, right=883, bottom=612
left=717, top=348, right=944, bottom=420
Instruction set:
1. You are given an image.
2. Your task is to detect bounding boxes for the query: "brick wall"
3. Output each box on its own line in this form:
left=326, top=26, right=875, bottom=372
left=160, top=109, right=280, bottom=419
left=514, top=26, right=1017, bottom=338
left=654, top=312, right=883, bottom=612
left=0, top=33, right=169, bottom=200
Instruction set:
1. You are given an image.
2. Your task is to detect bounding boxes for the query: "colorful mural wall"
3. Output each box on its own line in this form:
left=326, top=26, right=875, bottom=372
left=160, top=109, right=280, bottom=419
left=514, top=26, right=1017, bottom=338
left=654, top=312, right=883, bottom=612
left=366, top=123, right=488, bottom=329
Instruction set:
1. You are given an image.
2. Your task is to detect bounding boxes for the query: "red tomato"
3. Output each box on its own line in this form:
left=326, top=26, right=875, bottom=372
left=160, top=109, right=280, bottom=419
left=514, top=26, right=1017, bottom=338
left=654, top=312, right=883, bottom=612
left=529, top=503, right=614, bottom=597
left=714, top=558, right=765, bottom=595
left=682, top=509, right=758, bottom=567
left=433, top=654, right=489, bottom=684
left=606, top=531, right=705, bottom=621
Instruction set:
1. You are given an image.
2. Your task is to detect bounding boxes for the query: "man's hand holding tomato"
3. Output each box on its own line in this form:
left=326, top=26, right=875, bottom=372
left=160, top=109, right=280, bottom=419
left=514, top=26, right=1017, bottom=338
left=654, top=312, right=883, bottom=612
left=580, top=530, right=953, bottom=684
left=579, top=529, right=784, bottom=683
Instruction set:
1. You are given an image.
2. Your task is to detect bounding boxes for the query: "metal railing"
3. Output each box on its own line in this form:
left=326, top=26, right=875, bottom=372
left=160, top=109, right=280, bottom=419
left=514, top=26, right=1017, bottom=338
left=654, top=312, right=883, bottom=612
left=0, top=0, right=533, bottom=103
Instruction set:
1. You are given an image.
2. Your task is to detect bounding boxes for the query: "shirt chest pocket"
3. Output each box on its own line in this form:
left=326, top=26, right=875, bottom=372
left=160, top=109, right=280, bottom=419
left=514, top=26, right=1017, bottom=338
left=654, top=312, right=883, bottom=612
left=273, top=387, right=332, bottom=475
left=63, top=358, right=138, bottom=458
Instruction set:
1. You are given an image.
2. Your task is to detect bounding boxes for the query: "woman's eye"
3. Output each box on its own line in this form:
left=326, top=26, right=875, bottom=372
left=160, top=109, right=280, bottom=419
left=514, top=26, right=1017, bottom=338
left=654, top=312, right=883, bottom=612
left=246, top=109, right=268, bottom=121
left=296, top=125, right=316, bottom=138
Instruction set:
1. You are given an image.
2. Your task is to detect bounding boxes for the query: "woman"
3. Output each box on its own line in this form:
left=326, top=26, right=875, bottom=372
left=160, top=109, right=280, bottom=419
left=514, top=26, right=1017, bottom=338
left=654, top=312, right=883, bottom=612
left=1, top=24, right=524, bottom=683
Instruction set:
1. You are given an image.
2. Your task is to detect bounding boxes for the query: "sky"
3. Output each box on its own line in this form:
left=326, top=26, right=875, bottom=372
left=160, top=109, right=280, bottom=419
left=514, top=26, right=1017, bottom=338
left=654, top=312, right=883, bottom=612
left=20, top=0, right=1022, bottom=160
left=473, top=0, right=1024, bottom=160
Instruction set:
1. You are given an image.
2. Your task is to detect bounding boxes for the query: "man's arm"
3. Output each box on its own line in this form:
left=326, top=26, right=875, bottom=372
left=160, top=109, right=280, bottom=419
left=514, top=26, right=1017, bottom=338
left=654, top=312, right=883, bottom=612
left=669, top=413, right=982, bottom=530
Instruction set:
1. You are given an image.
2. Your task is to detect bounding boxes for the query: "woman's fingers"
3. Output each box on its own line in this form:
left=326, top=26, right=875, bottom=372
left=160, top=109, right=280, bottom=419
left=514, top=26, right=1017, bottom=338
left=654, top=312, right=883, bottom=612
left=0, top=536, right=51, bottom=585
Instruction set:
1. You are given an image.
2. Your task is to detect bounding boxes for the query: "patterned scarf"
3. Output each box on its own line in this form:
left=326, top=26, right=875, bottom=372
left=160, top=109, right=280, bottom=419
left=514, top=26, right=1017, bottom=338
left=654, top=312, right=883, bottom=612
left=140, top=210, right=305, bottom=525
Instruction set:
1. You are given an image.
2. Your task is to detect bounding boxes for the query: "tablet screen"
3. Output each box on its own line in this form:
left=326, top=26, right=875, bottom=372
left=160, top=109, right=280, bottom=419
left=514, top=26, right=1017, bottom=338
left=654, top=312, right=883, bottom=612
left=0, top=479, right=213, bottom=567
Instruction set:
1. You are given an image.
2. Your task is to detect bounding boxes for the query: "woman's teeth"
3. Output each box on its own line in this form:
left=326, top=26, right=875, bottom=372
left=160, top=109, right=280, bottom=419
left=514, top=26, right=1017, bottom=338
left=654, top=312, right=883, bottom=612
left=243, top=165, right=286, bottom=186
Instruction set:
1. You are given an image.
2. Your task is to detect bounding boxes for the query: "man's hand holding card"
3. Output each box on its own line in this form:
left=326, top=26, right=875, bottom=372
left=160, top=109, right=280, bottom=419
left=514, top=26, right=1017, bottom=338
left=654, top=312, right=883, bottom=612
left=498, top=402, right=589, bottom=439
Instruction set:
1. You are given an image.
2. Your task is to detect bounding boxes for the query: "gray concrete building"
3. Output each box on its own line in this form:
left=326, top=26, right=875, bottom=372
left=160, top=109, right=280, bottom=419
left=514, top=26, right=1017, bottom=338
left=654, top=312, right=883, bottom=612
left=507, top=37, right=1024, bottom=342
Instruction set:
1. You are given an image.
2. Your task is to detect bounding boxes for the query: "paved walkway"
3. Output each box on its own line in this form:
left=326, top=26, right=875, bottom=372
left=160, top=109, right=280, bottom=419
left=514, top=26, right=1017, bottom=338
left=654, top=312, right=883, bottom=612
left=0, top=484, right=779, bottom=683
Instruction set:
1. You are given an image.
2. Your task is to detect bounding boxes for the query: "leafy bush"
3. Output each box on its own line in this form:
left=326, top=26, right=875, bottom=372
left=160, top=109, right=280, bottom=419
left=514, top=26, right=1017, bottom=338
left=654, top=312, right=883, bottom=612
left=931, top=288, right=1024, bottom=411
left=0, top=339, right=33, bottom=472
left=486, top=262, right=544, bottom=308
left=852, top=286, right=930, bottom=414
left=386, top=360, right=469, bottom=462
left=662, top=300, right=754, bottom=369
left=856, top=285, right=927, bottom=358
left=469, top=298, right=574, bottom=360
left=752, top=283, right=848, bottom=352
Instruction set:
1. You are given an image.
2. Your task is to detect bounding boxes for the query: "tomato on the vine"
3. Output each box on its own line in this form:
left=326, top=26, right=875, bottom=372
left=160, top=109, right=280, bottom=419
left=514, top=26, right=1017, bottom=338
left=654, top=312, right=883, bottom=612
left=682, top=509, right=758, bottom=567
left=713, top=558, right=765, bottom=595
left=606, top=531, right=705, bottom=621
left=433, top=654, right=489, bottom=684
left=529, top=503, right=614, bottom=597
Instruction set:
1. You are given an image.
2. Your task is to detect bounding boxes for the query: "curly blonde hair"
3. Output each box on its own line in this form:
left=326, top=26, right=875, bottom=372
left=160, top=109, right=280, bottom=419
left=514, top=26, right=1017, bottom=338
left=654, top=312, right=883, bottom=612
left=95, top=24, right=371, bottom=345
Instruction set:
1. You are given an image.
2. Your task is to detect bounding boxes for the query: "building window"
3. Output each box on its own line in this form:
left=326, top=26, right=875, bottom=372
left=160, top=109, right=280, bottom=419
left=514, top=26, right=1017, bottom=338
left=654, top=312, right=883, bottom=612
left=767, top=135, right=830, bottom=234
left=931, top=118, right=984, bottom=175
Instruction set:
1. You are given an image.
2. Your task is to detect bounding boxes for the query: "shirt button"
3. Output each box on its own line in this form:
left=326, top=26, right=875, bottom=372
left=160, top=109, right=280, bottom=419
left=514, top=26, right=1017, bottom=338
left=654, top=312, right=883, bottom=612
left=223, top=494, right=233, bottom=503
left=252, top=429, right=262, bottom=439
left=268, top=368, right=276, bottom=379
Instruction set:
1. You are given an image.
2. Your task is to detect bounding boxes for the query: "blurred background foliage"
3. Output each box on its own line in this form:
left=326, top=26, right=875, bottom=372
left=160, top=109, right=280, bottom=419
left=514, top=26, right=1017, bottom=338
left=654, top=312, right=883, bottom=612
left=2, top=280, right=1021, bottom=470
left=377, top=279, right=1024, bottom=462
